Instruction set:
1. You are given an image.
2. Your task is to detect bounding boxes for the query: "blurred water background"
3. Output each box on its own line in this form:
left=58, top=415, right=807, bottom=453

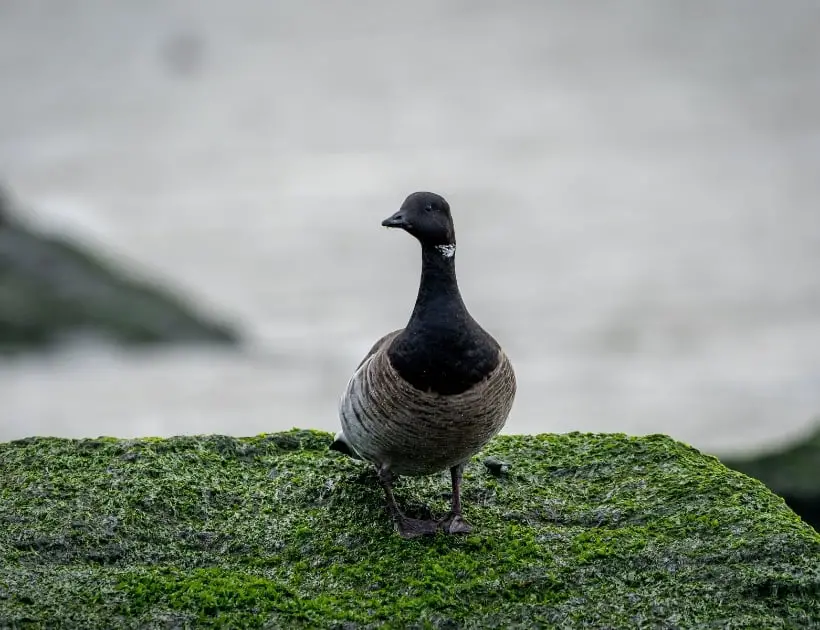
left=1, top=1, right=819, bottom=454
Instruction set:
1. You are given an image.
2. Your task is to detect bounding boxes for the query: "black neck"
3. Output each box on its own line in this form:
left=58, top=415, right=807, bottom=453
left=387, top=241, right=501, bottom=395
left=407, top=243, right=464, bottom=323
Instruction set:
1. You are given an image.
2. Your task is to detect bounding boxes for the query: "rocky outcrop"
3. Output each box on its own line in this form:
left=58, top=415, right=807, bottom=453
left=0, top=430, right=817, bottom=628
left=723, top=422, right=820, bottom=531
left=0, top=190, right=239, bottom=352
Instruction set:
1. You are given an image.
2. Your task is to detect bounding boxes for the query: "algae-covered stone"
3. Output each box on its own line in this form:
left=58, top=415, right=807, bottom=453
left=0, top=431, right=818, bottom=628
left=723, top=422, right=820, bottom=531
left=0, top=190, right=239, bottom=352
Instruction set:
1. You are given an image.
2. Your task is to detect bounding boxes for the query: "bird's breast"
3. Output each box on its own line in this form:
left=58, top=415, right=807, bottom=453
left=339, top=348, right=515, bottom=476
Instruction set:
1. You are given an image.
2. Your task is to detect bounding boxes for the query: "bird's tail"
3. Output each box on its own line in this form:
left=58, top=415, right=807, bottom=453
left=329, top=431, right=361, bottom=460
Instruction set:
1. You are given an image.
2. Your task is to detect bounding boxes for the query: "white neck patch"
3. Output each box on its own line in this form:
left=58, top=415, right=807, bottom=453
left=435, top=244, right=456, bottom=258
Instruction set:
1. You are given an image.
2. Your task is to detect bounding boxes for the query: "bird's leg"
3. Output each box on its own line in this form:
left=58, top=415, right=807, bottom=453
left=439, top=463, right=473, bottom=534
left=376, top=465, right=438, bottom=539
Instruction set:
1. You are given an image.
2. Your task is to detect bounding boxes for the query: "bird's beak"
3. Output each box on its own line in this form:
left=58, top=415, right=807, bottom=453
left=381, top=210, right=409, bottom=229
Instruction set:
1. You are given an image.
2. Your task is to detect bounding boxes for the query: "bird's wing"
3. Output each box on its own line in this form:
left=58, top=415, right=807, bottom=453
left=355, top=329, right=403, bottom=370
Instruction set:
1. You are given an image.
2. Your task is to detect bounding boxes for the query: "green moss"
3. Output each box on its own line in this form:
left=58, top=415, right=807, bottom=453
left=1, top=430, right=818, bottom=628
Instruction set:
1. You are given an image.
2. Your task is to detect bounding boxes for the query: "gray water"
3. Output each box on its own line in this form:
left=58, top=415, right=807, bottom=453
left=1, top=1, right=819, bottom=454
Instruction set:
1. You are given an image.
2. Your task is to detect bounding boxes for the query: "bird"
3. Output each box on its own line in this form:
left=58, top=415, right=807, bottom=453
left=330, top=191, right=516, bottom=538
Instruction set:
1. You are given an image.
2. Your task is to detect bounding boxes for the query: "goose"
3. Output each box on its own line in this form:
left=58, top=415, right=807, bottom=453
left=331, top=191, right=516, bottom=538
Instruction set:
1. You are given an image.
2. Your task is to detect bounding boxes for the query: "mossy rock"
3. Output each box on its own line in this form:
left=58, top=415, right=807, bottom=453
left=723, top=422, right=820, bottom=531
left=0, top=191, right=239, bottom=352
left=0, top=431, right=818, bottom=629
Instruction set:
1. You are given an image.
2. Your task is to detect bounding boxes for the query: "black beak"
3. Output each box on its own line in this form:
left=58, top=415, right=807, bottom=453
left=381, top=210, right=409, bottom=229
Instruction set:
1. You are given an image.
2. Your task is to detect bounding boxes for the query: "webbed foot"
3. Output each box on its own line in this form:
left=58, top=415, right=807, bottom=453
left=395, top=516, right=439, bottom=539
left=439, top=512, right=473, bottom=535
left=377, top=464, right=438, bottom=539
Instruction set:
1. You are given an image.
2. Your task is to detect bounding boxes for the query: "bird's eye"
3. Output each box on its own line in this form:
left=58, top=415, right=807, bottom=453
left=424, top=205, right=433, bottom=212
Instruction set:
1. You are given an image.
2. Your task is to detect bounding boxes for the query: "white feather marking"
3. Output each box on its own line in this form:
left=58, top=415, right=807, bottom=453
left=435, top=243, right=456, bottom=258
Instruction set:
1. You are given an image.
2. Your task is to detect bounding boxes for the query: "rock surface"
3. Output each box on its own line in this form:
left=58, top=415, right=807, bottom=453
left=723, top=422, right=820, bottom=531
left=0, top=430, right=817, bottom=628
left=0, top=191, right=239, bottom=352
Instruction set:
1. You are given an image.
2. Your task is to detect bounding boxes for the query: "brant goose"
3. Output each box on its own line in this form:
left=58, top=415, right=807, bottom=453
left=331, top=191, right=516, bottom=538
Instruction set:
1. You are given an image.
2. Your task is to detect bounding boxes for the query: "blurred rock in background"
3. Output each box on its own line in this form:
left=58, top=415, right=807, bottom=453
left=0, top=186, right=239, bottom=354
left=723, top=420, right=820, bottom=531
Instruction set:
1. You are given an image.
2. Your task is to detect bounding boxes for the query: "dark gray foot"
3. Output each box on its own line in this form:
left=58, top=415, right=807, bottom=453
left=440, top=463, right=472, bottom=534
left=439, top=512, right=473, bottom=535
left=377, top=464, right=438, bottom=539
left=395, top=515, right=439, bottom=539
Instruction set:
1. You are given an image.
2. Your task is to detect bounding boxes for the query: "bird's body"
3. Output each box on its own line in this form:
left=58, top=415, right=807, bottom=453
left=331, top=191, right=516, bottom=538
left=338, top=330, right=515, bottom=476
